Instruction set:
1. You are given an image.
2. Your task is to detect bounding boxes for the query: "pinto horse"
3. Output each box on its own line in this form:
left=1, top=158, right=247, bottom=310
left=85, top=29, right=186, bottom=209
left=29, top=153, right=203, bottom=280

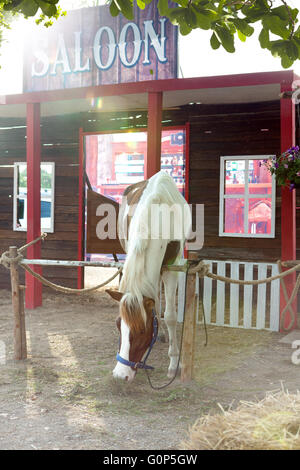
left=106, top=171, right=192, bottom=382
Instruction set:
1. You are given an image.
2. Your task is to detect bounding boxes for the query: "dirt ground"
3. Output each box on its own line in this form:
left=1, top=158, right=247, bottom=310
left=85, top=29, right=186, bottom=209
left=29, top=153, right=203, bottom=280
left=0, top=279, right=299, bottom=450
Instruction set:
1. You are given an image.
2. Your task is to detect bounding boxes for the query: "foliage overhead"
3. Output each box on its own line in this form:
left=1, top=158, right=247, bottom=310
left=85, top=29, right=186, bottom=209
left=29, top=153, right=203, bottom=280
left=109, top=0, right=300, bottom=69
left=0, top=0, right=299, bottom=68
left=0, top=0, right=65, bottom=29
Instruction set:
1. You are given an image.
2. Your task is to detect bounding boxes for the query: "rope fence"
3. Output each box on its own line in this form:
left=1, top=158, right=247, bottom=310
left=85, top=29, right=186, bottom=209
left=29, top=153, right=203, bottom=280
left=0, top=234, right=299, bottom=379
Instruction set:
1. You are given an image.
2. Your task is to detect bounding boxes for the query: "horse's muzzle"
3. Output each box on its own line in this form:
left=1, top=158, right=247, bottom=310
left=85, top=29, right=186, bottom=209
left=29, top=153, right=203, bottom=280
left=113, top=363, right=136, bottom=382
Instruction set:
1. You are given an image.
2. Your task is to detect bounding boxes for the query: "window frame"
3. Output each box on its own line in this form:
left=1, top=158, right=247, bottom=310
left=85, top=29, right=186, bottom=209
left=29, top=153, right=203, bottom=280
left=13, top=162, right=55, bottom=233
left=219, top=155, right=276, bottom=238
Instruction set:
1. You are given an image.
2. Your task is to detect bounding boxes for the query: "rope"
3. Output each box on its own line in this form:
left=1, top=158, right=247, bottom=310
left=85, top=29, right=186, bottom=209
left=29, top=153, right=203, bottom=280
left=0, top=235, right=299, bottom=328
left=194, top=260, right=300, bottom=286
left=18, top=233, right=48, bottom=254
left=0, top=234, right=48, bottom=269
left=0, top=233, right=123, bottom=294
left=20, top=263, right=123, bottom=294
left=0, top=251, right=21, bottom=269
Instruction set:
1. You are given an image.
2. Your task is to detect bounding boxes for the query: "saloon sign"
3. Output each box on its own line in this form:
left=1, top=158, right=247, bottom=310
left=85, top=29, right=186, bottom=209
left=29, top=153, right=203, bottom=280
left=23, top=3, right=178, bottom=92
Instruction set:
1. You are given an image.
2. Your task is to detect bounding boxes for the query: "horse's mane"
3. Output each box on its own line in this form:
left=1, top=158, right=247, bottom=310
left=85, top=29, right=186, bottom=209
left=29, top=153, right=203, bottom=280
left=120, top=294, right=146, bottom=334
left=119, top=171, right=188, bottom=326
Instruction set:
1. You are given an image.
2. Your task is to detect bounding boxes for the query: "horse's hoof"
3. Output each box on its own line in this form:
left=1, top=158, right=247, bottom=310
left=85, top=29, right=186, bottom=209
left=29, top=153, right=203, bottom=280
left=157, top=333, right=166, bottom=343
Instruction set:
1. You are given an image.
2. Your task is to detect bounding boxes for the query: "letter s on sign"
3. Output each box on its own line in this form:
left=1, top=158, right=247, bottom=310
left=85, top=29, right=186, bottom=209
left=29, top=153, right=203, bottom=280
left=32, top=40, right=50, bottom=77
left=291, top=340, right=300, bottom=365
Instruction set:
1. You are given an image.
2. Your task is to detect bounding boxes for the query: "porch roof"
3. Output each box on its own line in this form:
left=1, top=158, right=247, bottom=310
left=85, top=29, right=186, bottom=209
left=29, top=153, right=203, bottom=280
left=0, top=70, right=296, bottom=118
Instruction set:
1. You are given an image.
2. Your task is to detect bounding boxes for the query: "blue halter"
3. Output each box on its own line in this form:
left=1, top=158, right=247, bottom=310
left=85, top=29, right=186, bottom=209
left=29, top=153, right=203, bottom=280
left=116, top=309, right=158, bottom=370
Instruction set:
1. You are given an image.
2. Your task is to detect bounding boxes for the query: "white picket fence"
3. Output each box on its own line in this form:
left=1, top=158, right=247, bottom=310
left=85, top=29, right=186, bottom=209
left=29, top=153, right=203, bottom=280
left=176, top=260, right=280, bottom=332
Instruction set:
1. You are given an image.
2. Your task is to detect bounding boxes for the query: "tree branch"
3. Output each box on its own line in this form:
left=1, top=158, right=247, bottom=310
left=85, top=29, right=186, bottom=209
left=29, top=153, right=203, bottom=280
left=281, top=0, right=295, bottom=38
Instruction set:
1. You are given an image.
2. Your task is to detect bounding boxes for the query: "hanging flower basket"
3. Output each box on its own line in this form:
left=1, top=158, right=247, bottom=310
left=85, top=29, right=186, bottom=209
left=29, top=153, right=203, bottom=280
left=261, top=146, right=300, bottom=190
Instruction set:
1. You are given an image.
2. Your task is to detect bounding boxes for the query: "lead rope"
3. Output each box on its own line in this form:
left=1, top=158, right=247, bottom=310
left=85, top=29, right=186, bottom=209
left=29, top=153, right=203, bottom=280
left=145, top=263, right=204, bottom=390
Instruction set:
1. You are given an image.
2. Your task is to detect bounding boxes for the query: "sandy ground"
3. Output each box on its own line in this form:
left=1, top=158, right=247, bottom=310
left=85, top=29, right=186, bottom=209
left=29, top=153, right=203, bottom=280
left=0, top=274, right=299, bottom=450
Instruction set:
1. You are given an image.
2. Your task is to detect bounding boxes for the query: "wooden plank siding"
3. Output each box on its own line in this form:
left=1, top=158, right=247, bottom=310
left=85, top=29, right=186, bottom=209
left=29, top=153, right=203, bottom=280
left=0, top=100, right=286, bottom=292
left=186, top=101, right=282, bottom=262
left=0, top=114, right=80, bottom=289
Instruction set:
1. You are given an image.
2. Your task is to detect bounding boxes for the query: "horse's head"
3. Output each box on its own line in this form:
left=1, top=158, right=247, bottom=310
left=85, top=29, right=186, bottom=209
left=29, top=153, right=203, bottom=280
left=106, top=289, right=157, bottom=382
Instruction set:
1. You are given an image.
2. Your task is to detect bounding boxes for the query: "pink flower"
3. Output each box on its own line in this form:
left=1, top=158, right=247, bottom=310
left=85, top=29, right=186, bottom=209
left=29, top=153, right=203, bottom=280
left=297, top=171, right=300, bottom=177
left=284, top=164, right=289, bottom=169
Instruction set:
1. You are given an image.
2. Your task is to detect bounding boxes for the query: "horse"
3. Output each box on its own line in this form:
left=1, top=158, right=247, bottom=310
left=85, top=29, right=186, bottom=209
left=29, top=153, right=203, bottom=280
left=106, top=171, right=192, bottom=382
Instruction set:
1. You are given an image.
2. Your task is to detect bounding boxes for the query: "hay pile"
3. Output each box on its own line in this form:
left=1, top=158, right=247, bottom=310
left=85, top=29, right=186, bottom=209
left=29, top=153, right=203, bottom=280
left=181, top=390, right=300, bottom=450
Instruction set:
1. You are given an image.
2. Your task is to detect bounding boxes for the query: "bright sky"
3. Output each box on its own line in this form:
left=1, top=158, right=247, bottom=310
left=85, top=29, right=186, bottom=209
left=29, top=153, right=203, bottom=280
left=0, top=0, right=299, bottom=95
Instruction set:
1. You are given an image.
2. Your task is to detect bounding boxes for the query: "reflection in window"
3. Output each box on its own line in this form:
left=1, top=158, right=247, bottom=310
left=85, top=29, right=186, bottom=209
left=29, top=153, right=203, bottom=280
left=220, top=156, right=275, bottom=238
left=13, top=162, right=55, bottom=233
left=84, top=129, right=186, bottom=205
left=225, top=160, right=245, bottom=195
left=224, top=198, right=245, bottom=234
left=248, top=199, right=272, bottom=235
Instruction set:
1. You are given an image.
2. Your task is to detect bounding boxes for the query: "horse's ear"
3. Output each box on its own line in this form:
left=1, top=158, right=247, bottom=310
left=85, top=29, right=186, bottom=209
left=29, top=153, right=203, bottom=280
left=106, top=289, right=123, bottom=302
left=143, top=297, right=155, bottom=310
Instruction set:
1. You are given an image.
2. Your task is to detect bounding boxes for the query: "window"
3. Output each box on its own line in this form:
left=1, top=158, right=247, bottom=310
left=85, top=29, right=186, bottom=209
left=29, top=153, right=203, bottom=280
left=219, top=156, right=276, bottom=238
left=84, top=127, right=186, bottom=204
left=13, top=162, right=55, bottom=233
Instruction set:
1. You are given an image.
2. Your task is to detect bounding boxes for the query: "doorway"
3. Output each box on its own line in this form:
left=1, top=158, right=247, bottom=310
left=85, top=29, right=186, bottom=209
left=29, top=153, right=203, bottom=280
left=80, top=126, right=189, bottom=287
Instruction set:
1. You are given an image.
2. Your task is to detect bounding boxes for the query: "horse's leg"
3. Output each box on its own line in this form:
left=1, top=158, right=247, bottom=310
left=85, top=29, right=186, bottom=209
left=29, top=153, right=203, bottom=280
left=162, top=270, right=179, bottom=378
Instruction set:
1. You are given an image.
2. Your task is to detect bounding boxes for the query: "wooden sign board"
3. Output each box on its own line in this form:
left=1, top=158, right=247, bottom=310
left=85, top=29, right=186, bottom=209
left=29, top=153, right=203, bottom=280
left=23, top=3, right=178, bottom=92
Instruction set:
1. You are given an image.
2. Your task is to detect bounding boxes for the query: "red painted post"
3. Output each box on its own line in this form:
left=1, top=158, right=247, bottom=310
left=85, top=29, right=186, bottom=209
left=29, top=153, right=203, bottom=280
left=280, top=81, right=297, bottom=330
left=26, top=103, right=42, bottom=309
left=145, top=92, right=163, bottom=179
left=184, top=121, right=190, bottom=203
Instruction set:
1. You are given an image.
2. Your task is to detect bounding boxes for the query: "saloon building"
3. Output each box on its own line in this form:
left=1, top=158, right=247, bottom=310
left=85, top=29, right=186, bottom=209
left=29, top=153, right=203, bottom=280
left=0, top=5, right=298, bottom=331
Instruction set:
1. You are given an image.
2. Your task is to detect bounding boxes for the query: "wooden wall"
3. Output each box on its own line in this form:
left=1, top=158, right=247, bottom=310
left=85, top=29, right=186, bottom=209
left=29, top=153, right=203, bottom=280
left=0, top=119, right=27, bottom=289
left=187, top=101, right=282, bottom=262
left=0, top=99, right=286, bottom=292
left=0, top=114, right=81, bottom=289
left=162, top=101, right=282, bottom=262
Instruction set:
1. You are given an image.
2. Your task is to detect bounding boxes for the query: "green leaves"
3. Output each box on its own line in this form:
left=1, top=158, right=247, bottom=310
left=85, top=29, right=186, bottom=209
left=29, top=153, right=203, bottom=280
left=210, top=32, right=220, bottom=50
left=231, top=18, right=254, bottom=37
left=37, top=0, right=57, bottom=17
left=257, top=2, right=300, bottom=68
left=215, top=25, right=235, bottom=53
left=2, top=0, right=64, bottom=26
left=1, top=0, right=300, bottom=70
left=168, top=0, right=300, bottom=68
left=269, top=38, right=299, bottom=68
left=259, top=28, right=270, bottom=49
left=118, top=0, right=300, bottom=67
left=262, top=15, right=290, bottom=40
left=109, top=0, right=120, bottom=17
left=114, top=0, right=134, bottom=20
left=16, top=0, right=39, bottom=16
left=157, top=0, right=169, bottom=17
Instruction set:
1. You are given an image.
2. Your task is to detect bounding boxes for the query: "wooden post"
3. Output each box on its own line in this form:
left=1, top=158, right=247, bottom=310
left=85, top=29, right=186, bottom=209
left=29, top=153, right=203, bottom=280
left=145, top=92, right=163, bottom=179
left=9, top=246, right=23, bottom=360
left=280, top=80, right=297, bottom=330
left=78, top=127, right=85, bottom=289
left=181, top=273, right=197, bottom=382
left=26, top=102, right=42, bottom=309
left=19, top=286, right=27, bottom=360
